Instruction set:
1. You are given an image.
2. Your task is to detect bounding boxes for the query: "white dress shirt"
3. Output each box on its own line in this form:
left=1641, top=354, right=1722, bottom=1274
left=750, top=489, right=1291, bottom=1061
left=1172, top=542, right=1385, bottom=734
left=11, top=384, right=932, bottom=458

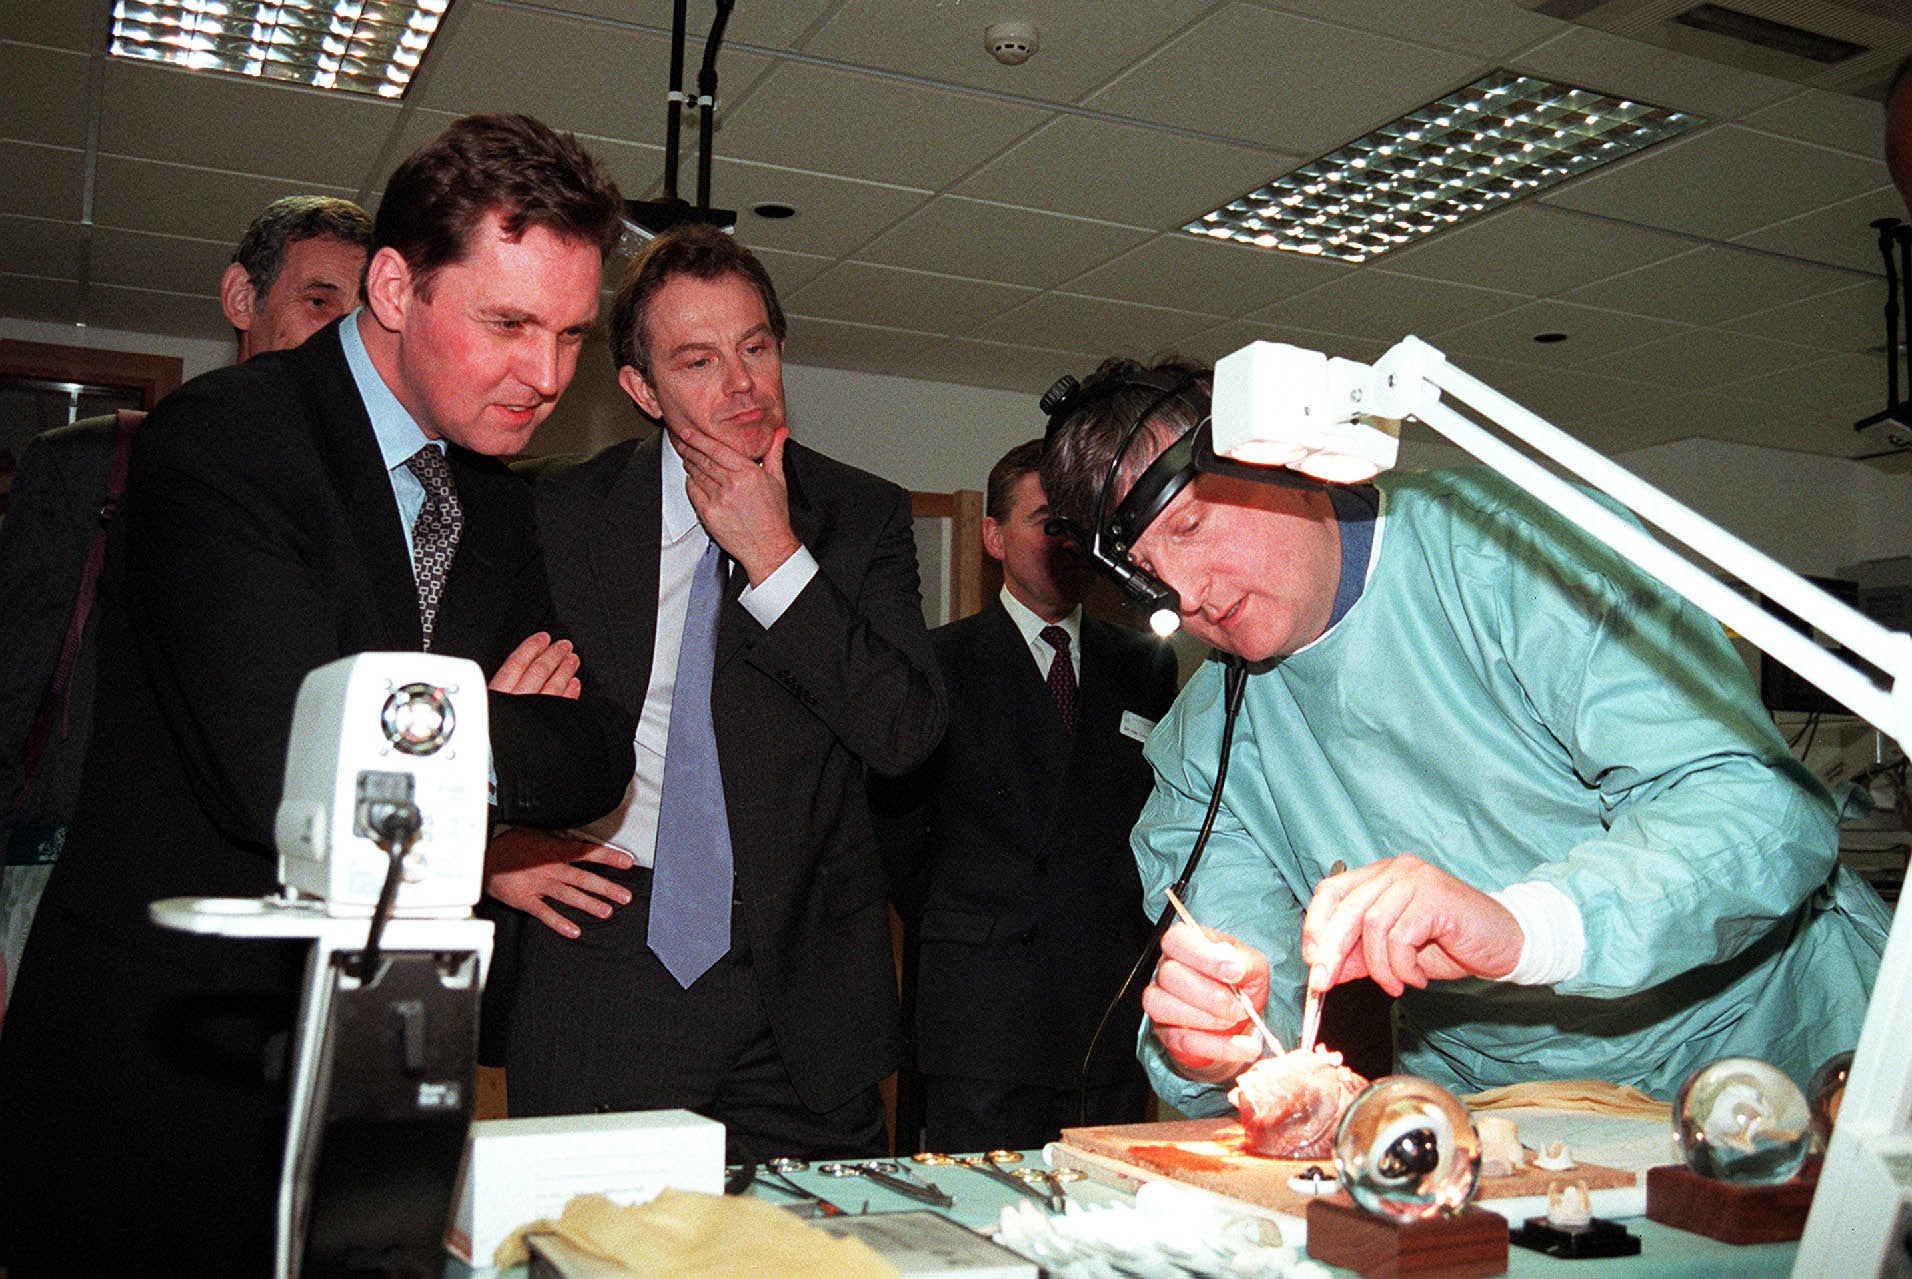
left=569, top=439, right=818, bottom=864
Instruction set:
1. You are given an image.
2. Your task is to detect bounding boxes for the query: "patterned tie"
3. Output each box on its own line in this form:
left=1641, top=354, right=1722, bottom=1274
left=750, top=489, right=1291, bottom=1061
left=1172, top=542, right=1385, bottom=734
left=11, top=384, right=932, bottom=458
left=405, top=446, right=463, bottom=651
left=649, top=540, right=734, bottom=987
left=1041, top=625, right=1077, bottom=734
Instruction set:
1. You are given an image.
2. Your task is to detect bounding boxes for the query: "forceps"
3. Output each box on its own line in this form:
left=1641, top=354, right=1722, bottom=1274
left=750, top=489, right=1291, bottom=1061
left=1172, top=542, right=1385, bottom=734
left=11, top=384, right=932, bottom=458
left=818, top=1159, right=955, bottom=1208
left=752, top=1157, right=849, bottom=1217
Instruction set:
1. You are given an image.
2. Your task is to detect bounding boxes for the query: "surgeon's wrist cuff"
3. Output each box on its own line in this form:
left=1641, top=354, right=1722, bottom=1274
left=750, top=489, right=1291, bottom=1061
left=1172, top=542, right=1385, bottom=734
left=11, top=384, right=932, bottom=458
left=1490, top=881, right=1585, bottom=986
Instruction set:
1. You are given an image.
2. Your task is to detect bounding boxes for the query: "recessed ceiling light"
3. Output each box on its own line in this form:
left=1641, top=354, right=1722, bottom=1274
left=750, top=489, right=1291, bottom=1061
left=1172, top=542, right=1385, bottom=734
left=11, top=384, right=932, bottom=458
left=1185, top=71, right=1701, bottom=264
left=751, top=203, right=797, bottom=220
left=1534, top=331, right=1569, bottom=344
left=108, top=0, right=451, bottom=99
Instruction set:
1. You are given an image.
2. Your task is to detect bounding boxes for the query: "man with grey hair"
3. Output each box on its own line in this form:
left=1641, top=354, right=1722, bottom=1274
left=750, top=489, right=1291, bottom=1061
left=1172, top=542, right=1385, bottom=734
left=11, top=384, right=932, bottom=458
left=219, top=194, right=374, bottom=359
left=0, top=195, right=372, bottom=1019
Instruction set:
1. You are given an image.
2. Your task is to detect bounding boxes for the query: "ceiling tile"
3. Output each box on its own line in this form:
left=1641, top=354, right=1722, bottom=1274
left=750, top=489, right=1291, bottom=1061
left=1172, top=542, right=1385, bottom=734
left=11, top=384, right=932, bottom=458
left=1562, top=245, right=1860, bottom=326
left=86, top=283, right=225, bottom=341
left=91, top=155, right=360, bottom=244
left=1510, top=26, right=1797, bottom=119
left=88, top=228, right=230, bottom=297
left=1251, top=0, right=1560, bottom=60
left=98, top=61, right=397, bottom=187
left=3, top=43, right=91, bottom=149
left=1, top=6, right=98, bottom=53
left=2, top=142, right=86, bottom=222
left=1082, top=3, right=1484, bottom=155
left=1182, top=316, right=1391, bottom=367
left=792, top=318, right=1089, bottom=395
left=0, top=215, right=82, bottom=281
left=1724, top=283, right=1888, bottom=355
left=797, top=1, right=1199, bottom=104
left=1739, top=88, right=1888, bottom=158
left=1065, top=230, right=1351, bottom=316
left=858, top=198, right=1150, bottom=291
left=1381, top=205, right=1697, bottom=297
left=786, top=261, right=1037, bottom=335
left=1435, top=299, right=1689, bottom=365
left=1248, top=269, right=1524, bottom=341
left=973, top=293, right=1222, bottom=357
left=1541, top=125, right=1887, bottom=242
left=955, top=114, right=1284, bottom=226
left=1732, top=186, right=1906, bottom=274
left=409, top=9, right=776, bottom=144
left=1714, top=350, right=1886, bottom=410
left=716, top=63, right=1052, bottom=190
left=1572, top=326, right=1823, bottom=390
left=700, top=157, right=930, bottom=258
left=750, top=246, right=835, bottom=298
left=0, top=273, right=81, bottom=326
left=532, top=0, right=837, bottom=50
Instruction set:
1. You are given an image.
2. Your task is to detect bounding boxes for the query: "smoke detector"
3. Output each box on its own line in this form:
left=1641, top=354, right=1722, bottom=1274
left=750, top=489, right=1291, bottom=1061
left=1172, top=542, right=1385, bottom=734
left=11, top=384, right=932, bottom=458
left=985, top=20, right=1039, bottom=66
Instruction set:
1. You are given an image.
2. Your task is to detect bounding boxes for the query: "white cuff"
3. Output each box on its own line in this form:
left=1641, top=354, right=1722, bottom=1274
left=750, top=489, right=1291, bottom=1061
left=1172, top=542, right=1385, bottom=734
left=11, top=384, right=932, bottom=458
left=1489, top=881, right=1585, bottom=986
left=739, top=545, right=818, bottom=627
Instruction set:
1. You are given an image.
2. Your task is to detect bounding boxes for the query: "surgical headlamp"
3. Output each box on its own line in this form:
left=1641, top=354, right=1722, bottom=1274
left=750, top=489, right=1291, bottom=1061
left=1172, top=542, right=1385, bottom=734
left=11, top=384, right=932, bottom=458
left=1039, top=362, right=1336, bottom=638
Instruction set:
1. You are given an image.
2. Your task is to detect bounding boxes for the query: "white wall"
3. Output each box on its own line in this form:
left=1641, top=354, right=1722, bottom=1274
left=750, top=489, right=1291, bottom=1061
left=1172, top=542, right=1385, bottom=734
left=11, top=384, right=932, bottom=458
left=2, top=317, right=234, bottom=384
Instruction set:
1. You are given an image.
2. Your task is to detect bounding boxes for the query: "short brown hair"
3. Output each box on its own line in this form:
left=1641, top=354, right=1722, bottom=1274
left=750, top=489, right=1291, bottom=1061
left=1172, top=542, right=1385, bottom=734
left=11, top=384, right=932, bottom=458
left=610, top=223, right=786, bottom=379
left=374, top=113, right=623, bottom=297
left=986, top=439, right=1048, bottom=522
left=1039, top=356, right=1211, bottom=533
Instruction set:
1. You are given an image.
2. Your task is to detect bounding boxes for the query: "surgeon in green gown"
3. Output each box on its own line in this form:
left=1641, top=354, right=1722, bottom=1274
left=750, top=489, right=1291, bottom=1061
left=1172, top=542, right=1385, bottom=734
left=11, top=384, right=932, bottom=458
left=1040, top=356, right=1892, bottom=1116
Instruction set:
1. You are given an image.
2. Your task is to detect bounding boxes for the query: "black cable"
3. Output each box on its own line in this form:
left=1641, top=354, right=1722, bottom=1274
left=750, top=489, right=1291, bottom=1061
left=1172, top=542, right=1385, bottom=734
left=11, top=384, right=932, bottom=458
left=696, top=0, right=736, bottom=215
left=359, top=802, right=422, bottom=981
left=1075, top=655, right=1249, bottom=1124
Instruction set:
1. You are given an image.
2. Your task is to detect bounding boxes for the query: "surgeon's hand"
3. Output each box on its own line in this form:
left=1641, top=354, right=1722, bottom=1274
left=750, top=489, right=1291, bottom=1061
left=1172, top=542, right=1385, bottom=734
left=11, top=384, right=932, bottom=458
left=484, top=827, right=633, bottom=939
left=1142, top=921, right=1273, bottom=1084
left=1301, top=854, right=1522, bottom=998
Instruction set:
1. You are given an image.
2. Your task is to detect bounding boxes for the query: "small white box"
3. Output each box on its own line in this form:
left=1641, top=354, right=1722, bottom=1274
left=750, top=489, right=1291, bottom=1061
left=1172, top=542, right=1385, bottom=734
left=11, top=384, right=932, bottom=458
left=444, top=1109, right=725, bottom=1269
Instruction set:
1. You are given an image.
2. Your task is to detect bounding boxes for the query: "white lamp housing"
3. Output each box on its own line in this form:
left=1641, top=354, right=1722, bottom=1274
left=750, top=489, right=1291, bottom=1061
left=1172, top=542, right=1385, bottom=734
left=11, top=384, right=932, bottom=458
left=1212, top=341, right=1405, bottom=482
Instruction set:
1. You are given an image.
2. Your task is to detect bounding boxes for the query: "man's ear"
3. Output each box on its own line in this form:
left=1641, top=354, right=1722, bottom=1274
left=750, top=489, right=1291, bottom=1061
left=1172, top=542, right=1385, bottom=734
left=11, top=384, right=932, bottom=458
left=981, top=515, right=1007, bottom=564
left=219, top=262, right=256, bottom=333
left=617, top=364, right=664, bottom=421
left=362, top=247, right=414, bottom=332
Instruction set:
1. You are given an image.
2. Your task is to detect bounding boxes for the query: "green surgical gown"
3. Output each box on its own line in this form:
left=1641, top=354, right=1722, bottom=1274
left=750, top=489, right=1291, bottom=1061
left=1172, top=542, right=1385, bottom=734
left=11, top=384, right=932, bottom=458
left=1137, top=467, right=1892, bottom=1116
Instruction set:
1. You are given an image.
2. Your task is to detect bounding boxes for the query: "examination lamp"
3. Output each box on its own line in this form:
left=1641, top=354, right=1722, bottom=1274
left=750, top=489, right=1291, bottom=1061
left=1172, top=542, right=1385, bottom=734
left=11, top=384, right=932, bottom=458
left=1209, top=335, right=1912, bottom=1275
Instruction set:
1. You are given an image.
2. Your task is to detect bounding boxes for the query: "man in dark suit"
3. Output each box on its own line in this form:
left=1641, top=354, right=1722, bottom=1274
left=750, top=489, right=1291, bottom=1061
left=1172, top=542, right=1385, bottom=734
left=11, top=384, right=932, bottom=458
left=484, top=224, right=945, bottom=1162
left=875, top=440, right=1180, bottom=1153
left=0, top=114, right=636, bottom=1276
left=0, top=195, right=372, bottom=1024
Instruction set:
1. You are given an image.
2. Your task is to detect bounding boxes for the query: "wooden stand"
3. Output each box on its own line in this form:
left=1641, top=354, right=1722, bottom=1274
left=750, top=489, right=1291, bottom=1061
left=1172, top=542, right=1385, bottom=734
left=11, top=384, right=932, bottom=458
left=1306, top=1198, right=1508, bottom=1277
left=1644, top=1163, right=1818, bottom=1244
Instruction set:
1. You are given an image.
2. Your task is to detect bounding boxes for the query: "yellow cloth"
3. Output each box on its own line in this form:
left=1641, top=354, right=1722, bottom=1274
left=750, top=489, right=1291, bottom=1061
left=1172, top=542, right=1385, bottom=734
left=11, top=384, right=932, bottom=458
left=1464, top=1079, right=1671, bottom=1121
left=496, top=1189, right=899, bottom=1277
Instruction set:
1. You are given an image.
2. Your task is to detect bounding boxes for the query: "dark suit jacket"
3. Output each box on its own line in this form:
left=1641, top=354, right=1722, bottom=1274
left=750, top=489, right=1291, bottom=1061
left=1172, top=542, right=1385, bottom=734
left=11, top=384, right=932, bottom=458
left=876, top=601, right=1179, bottom=1089
left=0, top=320, right=634, bottom=1275
left=505, top=431, right=945, bottom=1116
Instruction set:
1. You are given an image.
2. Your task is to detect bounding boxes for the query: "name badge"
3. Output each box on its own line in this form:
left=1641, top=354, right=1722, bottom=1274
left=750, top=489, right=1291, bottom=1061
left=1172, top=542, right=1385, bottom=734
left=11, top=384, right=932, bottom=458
left=1119, top=710, right=1157, bottom=744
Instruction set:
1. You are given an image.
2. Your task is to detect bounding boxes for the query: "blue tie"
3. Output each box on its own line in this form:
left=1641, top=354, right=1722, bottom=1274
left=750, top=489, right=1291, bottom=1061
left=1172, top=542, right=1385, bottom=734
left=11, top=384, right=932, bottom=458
left=649, top=540, right=733, bottom=987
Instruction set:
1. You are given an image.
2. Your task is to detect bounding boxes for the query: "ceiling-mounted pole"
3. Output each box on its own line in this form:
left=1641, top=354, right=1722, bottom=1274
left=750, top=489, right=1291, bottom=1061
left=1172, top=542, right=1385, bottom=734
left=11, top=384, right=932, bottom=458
left=696, top=0, right=735, bottom=216
left=661, top=0, right=688, bottom=204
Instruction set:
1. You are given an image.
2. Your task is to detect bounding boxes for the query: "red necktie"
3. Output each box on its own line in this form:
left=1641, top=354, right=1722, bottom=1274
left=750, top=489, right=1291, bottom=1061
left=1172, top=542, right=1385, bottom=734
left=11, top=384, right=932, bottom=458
left=1041, top=625, right=1077, bottom=733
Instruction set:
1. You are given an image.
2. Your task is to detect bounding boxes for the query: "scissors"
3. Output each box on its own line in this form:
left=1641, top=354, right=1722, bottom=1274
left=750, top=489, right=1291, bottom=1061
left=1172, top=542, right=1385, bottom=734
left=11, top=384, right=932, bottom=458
left=817, top=1159, right=955, bottom=1208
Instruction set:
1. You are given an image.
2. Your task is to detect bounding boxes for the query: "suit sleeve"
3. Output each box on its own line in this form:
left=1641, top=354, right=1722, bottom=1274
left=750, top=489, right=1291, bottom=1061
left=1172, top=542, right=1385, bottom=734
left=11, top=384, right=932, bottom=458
left=741, top=478, right=946, bottom=777
left=124, top=385, right=632, bottom=853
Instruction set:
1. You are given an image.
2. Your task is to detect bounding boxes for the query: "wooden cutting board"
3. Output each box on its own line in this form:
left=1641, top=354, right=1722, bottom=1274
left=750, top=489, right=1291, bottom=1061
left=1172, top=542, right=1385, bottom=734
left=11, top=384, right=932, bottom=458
left=1056, top=1117, right=1635, bottom=1218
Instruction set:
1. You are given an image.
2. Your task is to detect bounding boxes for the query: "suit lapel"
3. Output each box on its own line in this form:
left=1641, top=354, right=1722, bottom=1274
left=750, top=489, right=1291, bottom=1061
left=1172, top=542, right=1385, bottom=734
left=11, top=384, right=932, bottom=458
left=303, top=324, right=421, bottom=650
left=594, top=435, right=664, bottom=714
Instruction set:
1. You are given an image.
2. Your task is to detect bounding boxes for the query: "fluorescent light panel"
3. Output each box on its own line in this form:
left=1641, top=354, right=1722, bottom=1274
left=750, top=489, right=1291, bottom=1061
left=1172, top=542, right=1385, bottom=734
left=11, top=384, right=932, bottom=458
left=109, top=0, right=450, bottom=99
left=1186, top=71, right=1701, bottom=264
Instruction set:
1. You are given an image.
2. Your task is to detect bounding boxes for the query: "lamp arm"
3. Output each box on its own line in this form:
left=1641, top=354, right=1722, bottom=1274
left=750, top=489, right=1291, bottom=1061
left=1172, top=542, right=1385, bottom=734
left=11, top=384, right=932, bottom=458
left=1379, top=336, right=1912, bottom=747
